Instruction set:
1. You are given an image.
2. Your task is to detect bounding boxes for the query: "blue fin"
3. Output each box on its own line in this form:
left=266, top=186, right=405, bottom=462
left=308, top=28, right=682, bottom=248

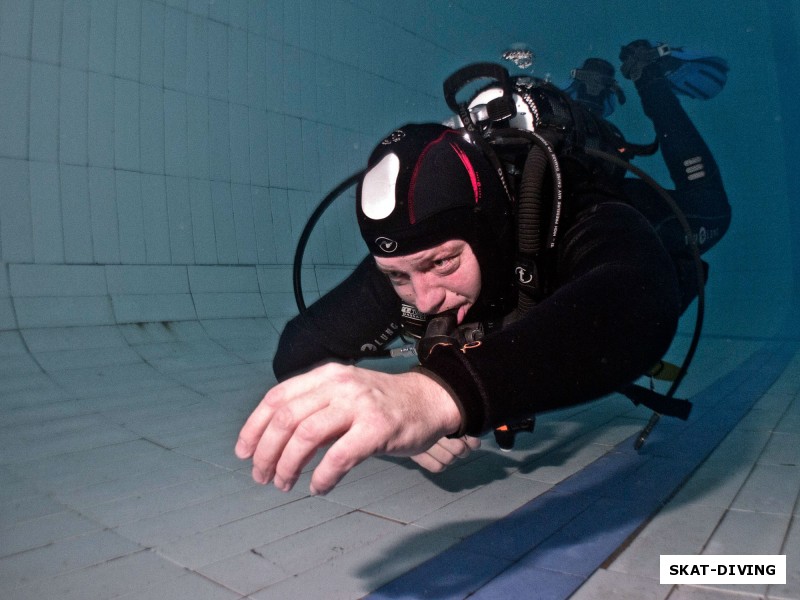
left=663, top=47, right=729, bottom=100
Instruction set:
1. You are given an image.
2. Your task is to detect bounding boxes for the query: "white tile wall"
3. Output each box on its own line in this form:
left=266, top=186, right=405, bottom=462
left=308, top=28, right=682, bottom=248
left=209, top=181, right=238, bottom=263
left=187, top=101, right=210, bottom=177
left=87, top=168, right=120, bottom=263
left=0, top=57, right=28, bottom=160
left=29, top=162, right=63, bottom=263
left=88, top=0, right=114, bottom=75
left=141, top=2, right=165, bottom=87
left=11, top=263, right=106, bottom=297
left=140, top=90, right=166, bottom=174
left=165, top=176, right=195, bottom=262
left=0, top=298, right=16, bottom=331
left=112, top=293, right=197, bottom=323
left=87, top=75, right=115, bottom=168
left=30, top=63, right=59, bottom=163
left=61, top=68, right=89, bottom=165
left=188, top=179, right=216, bottom=264
left=0, top=266, right=10, bottom=298
left=0, top=158, right=33, bottom=262
left=61, top=166, right=94, bottom=263
left=116, top=171, right=146, bottom=264
left=164, top=89, right=188, bottom=176
left=16, top=294, right=113, bottom=329
left=0, top=1, right=31, bottom=58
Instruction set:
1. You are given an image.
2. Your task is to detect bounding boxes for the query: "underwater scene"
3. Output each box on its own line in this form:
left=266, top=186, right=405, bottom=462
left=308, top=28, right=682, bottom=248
left=0, top=1, right=797, bottom=599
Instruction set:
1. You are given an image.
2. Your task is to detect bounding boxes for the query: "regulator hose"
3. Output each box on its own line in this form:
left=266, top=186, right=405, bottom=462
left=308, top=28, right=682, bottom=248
left=517, top=146, right=548, bottom=256
left=293, top=171, right=363, bottom=315
left=488, top=128, right=564, bottom=315
left=489, top=128, right=564, bottom=251
left=516, top=145, right=548, bottom=314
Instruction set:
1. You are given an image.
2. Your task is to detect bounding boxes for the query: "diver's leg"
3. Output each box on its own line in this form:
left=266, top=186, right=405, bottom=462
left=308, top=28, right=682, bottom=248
left=635, top=74, right=721, bottom=191
left=621, top=41, right=731, bottom=255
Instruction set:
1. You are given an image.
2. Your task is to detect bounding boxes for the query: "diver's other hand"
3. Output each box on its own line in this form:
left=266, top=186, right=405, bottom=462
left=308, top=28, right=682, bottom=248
left=410, top=435, right=481, bottom=472
left=235, top=363, right=463, bottom=495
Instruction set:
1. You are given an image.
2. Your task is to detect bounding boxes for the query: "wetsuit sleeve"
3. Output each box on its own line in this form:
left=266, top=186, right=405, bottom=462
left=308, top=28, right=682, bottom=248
left=273, top=256, right=403, bottom=380
left=420, top=200, right=682, bottom=436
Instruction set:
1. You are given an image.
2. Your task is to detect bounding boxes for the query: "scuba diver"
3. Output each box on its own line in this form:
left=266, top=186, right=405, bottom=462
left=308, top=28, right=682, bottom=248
left=235, top=40, right=731, bottom=496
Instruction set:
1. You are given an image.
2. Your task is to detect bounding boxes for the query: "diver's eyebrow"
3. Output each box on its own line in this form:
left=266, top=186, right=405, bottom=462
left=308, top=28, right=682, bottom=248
left=409, top=247, right=457, bottom=267
left=374, top=263, right=407, bottom=276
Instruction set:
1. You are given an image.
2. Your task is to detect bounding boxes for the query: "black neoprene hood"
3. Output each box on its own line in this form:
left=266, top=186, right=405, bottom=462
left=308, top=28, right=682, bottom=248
left=356, top=123, right=507, bottom=257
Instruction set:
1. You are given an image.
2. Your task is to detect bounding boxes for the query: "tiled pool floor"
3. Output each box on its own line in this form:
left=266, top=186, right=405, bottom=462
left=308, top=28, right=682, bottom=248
left=1, top=320, right=797, bottom=599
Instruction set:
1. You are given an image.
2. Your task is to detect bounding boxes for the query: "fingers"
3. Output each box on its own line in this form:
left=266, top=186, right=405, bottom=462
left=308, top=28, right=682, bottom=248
left=235, top=367, right=336, bottom=459
left=249, top=392, right=332, bottom=485
left=464, top=436, right=482, bottom=451
left=272, top=407, right=352, bottom=492
left=409, top=436, right=481, bottom=473
left=436, top=436, right=480, bottom=458
left=308, top=424, right=378, bottom=495
left=410, top=451, right=448, bottom=473
left=235, top=403, right=270, bottom=459
left=238, top=364, right=364, bottom=491
left=235, top=384, right=290, bottom=460
left=234, top=364, right=467, bottom=496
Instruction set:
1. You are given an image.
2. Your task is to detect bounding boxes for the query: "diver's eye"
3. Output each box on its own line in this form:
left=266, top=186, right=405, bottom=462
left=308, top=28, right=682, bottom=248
left=432, top=255, right=459, bottom=274
left=385, top=271, right=409, bottom=285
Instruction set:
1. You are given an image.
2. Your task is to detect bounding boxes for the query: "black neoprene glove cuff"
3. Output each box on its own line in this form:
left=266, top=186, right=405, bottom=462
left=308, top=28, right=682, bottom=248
left=414, top=344, right=492, bottom=436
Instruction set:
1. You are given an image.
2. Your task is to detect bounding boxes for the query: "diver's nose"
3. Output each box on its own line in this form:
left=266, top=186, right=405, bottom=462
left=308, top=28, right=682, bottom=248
left=411, top=273, right=445, bottom=315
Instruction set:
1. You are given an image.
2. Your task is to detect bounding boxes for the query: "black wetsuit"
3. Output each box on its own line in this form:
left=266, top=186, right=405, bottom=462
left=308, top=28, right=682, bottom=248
left=273, top=74, right=730, bottom=437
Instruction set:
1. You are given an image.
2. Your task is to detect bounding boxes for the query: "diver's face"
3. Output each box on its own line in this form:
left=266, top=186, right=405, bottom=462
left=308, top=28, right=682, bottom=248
left=374, top=239, right=481, bottom=324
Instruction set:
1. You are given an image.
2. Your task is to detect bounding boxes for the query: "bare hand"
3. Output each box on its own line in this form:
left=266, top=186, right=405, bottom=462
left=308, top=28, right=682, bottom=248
left=410, top=436, right=481, bottom=472
left=235, top=363, right=462, bottom=495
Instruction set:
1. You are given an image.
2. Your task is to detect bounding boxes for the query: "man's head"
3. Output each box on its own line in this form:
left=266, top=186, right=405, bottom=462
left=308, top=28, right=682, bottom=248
left=565, top=58, right=625, bottom=118
left=356, top=124, right=512, bottom=318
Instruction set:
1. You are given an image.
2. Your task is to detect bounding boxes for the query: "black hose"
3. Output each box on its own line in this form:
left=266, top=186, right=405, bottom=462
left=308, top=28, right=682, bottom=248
left=293, top=171, right=364, bottom=315
left=621, top=138, right=659, bottom=157
left=488, top=129, right=564, bottom=251
left=517, top=146, right=549, bottom=256
left=515, top=145, right=548, bottom=314
left=489, top=128, right=564, bottom=317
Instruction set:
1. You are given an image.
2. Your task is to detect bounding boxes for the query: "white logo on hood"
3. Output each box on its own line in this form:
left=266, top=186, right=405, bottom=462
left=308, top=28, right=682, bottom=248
left=375, top=237, right=398, bottom=253
left=361, top=153, right=399, bottom=220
